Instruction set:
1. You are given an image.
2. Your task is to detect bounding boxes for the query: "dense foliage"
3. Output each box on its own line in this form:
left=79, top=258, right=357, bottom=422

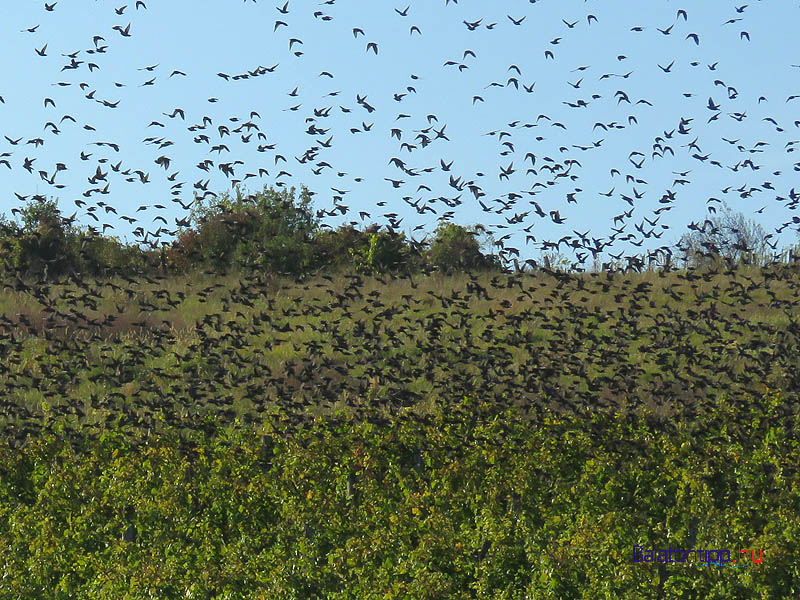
left=427, top=222, right=500, bottom=274
left=0, top=199, right=155, bottom=279
left=1, top=190, right=505, bottom=281
left=3, top=190, right=795, bottom=283
left=0, top=394, right=797, bottom=599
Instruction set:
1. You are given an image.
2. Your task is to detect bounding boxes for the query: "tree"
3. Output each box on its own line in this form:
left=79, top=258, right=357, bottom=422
left=676, top=203, right=771, bottom=269
left=1, top=197, right=151, bottom=280
left=12, top=196, right=71, bottom=279
left=17, top=196, right=63, bottom=233
left=178, top=184, right=319, bottom=275
left=427, top=223, right=496, bottom=273
left=347, top=226, right=411, bottom=274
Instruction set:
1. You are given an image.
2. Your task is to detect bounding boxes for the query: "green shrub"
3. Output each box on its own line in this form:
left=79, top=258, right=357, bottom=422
left=4, top=197, right=72, bottom=279
left=17, top=196, right=62, bottom=234
left=177, top=185, right=320, bottom=275
left=427, top=223, right=493, bottom=273
left=18, top=228, right=71, bottom=279
left=200, top=209, right=259, bottom=270
left=68, top=231, right=147, bottom=277
left=0, top=218, right=25, bottom=274
left=348, top=227, right=411, bottom=274
left=313, top=225, right=373, bottom=271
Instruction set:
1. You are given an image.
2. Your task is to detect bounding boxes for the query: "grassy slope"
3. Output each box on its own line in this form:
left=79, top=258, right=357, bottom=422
left=0, top=264, right=798, bottom=597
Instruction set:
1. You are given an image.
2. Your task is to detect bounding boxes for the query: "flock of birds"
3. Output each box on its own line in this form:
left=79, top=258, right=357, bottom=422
left=2, top=1, right=799, bottom=268
left=0, top=258, right=797, bottom=445
left=0, top=1, right=799, bottom=442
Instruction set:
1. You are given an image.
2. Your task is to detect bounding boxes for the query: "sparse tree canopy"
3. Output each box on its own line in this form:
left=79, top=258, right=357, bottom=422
left=676, top=203, right=771, bottom=268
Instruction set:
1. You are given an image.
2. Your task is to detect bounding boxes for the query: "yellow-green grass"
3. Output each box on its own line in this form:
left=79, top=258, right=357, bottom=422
left=0, top=263, right=796, bottom=443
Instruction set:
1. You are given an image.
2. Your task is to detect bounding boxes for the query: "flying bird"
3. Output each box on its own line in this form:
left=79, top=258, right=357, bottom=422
left=112, top=23, right=131, bottom=36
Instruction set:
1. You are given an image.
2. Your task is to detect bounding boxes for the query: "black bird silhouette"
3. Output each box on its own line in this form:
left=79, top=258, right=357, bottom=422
left=112, top=23, right=131, bottom=37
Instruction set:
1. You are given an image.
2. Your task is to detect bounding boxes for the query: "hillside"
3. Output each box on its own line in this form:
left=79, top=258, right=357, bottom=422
left=0, top=265, right=798, bottom=597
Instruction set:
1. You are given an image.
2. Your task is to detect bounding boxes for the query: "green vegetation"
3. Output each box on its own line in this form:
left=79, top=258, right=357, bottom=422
left=427, top=222, right=500, bottom=273
left=1, top=188, right=800, bottom=597
left=1, top=395, right=797, bottom=599
left=0, top=261, right=798, bottom=596
left=0, top=197, right=150, bottom=280
left=1, top=188, right=503, bottom=282
left=4, top=188, right=794, bottom=282
left=176, top=185, right=319, bottom=275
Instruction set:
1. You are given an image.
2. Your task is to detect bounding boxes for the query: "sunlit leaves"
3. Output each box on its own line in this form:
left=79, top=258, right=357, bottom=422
left=0, top=394, right=798, bottom=597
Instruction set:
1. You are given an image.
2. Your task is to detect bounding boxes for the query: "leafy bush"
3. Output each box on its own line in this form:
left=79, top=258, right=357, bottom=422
left=16, top=225, right=71, bottom=280
left=0, top=393, right=797, bottom=598
left=348, top=226, right=412, bottom=274
left=427, top=222, right=494, bottom=273
left=16, top=196, right=62, bottom=234
left=175, top=185, right=320, bottom=275
left=200, top=208, right=259, bottom=269
left=2, top=190, right=509, bottom=282
left=1, top=198, right=155, bottom=280
left=311, top=225, right=366, bottom=270
left=0, top=217, right=25, bottom=274
left=67, top=231, right=148, bottom=277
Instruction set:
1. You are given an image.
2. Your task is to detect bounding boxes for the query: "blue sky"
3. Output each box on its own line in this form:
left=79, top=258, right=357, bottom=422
left=2, top=0, right=799, bottom=266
